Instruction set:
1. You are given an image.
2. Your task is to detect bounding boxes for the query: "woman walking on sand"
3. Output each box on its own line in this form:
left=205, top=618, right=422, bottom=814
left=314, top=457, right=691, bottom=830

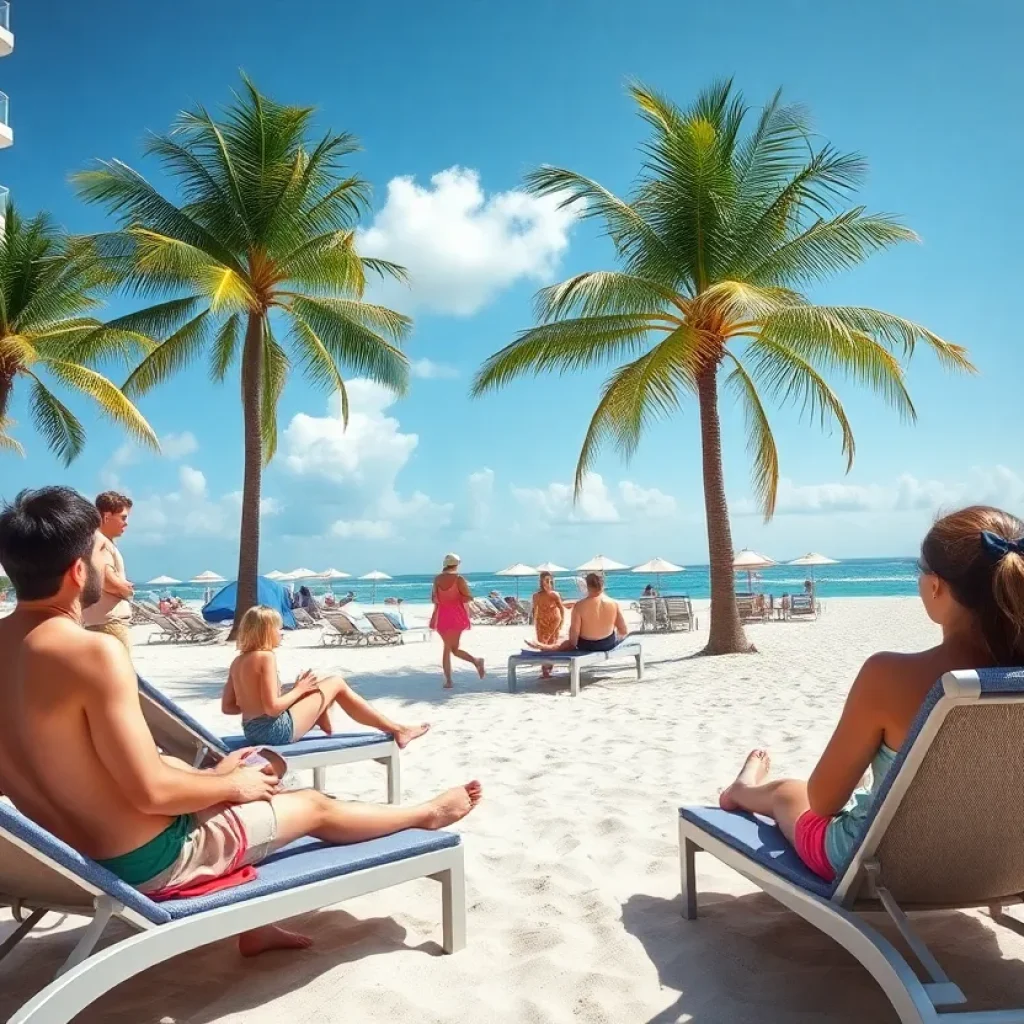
left=430, top=553, right=485, bottom=689
left=532, top=571, right=567, bottom=679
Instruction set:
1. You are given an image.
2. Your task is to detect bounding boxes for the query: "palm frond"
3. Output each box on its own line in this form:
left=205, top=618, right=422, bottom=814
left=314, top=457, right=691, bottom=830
left=122, top=309, right=212, bottom=397
left=260, top=320, right=289, bottom=465
left=723, top=351, right=780, bottom=518
left=288, top=312, right=346, bottom=402
left=210, top=312, right=241, bottom=382
left=24, top=371, right=87, bottom=465
left=0, top=416, right=24, bottom=456
left=534, top=271, right=684, bottom=321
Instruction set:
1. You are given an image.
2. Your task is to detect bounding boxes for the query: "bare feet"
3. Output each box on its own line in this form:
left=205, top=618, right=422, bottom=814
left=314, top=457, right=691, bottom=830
left=316, top=710, right=334, bottom=735
left=424, top=781, right=483, bottom=828
left=474, top=657, right=485, bottom=679
left=719, top=749, right=771, bottom=811
left=238, top=924, right=313, bottom=957
left=443, top=679, right=454, bottom=689
left=524, top=640, right=541, bottom=651
left=394, top=722, right=430, bottom=749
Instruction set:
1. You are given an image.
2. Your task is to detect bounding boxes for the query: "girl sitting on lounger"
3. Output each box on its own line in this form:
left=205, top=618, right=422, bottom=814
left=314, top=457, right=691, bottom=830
left=222, top=605, right=429, bottom=749
left=718, top=505, right=1024, bottom=881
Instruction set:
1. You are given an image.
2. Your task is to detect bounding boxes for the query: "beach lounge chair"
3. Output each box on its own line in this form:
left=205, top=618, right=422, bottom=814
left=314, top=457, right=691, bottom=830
left=678, top=667, right=1024, bottom=1024
left=131, top=603, right=190, bottom=644
left=292, top=607, right=321, bottom=629
left=509, top=598, right=533, bottom=625
left=0, top=800, right=466, bottom=1024
left=321, top=611, right=369, bottom=647
left=468, top=599, right=496, bottom=623
left=174, top=612, right=222, bottom=643
left=735, top=593, right=767, bottom=623
left=507, top=640, right=644, bottom=697
left=663, top=596, right=697, bottom=632
left=788, top=594, right=818, bottom=620
left=364, top=611, right=428, bottom=644
left=136, top=676, right=402, bottom=803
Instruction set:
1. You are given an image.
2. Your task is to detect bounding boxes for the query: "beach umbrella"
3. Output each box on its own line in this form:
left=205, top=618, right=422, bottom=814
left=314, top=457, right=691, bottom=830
left=496, top=562, right=539, bottom=598
left=787, top=551, right=838, bottom=585
left=360, top=570, right=391, bottom=603
left=190, top=570, right=226, bottom=584
left=576, top=555, right=628, bottom=573
left=631, top=557, right=685, bottom=589
left=733, top=549, right=776, bottom=591
left=318, top=567, right=352, bottom=580
left=145, top=575, right=181, bottom=586
left=264, top=569, right=289, bottom=581
left=283, top=567, right=318, bottom=581
left=535, top=561, right=568, bottom=573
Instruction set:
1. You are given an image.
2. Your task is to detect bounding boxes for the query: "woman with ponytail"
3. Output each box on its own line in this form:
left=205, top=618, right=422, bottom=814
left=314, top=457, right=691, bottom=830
left=717, top=505, right=1024, bottom=882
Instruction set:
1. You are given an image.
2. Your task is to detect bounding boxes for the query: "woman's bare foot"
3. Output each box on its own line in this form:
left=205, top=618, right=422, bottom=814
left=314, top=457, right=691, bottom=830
left=238, top=924, right=313, bottom=957
left=524, top=640, right=541, bottom=650
left=474, top=658, right=485, bottom=679
left=315, top=710, right=334, bottom=735
left=443, top=679, right=454, bottom=689
left=423, top=782, right=483, bottom=828
left=719, top=749, right=771, bottom=811
left=394, top=722, right=430, bottom=749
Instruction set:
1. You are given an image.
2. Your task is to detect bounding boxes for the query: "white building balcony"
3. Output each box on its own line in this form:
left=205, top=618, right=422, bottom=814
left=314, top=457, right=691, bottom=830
left=0, top=3, right=12, bottom=57
left=0, top=92, right=10, bottom=148
left=0, top=185, right=8, bottom=233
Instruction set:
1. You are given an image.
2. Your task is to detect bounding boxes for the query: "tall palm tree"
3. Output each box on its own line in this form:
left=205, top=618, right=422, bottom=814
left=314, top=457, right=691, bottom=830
left=473, top=81, right=972, bottom=655
left=0, top=200, right=157, bottom=462
left=74, top=76, right=411, bottom=632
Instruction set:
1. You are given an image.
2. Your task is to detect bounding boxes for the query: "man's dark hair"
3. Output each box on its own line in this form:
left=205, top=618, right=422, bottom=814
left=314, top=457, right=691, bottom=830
left=585, top=572, right=604, bottom=592
left=0, top=487, right=101, bottom=600
left=95, top=491, right=133, bottom=515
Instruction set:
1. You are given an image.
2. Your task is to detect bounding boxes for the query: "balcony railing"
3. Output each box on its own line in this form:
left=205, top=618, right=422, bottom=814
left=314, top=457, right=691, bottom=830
left=0, top=186, right=9, bottom=207
left=0, top=3, right=8, bottom=32
left=0, top=92, right=8, bottom=128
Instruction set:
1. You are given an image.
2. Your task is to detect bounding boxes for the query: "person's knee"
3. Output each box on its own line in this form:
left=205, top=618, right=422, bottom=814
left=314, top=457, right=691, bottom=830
left=294, top=789, right=334, bottom=830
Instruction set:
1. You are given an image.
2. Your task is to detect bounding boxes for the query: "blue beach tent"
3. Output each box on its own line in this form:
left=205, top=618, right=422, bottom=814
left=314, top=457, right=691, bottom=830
left=201, top=576, right=296, bottom=629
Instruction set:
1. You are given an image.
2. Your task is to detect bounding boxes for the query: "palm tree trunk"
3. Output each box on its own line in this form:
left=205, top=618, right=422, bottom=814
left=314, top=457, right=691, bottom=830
left=697, top=363, right=752, bottom=655
left=229, top=313, right=264, bottom=640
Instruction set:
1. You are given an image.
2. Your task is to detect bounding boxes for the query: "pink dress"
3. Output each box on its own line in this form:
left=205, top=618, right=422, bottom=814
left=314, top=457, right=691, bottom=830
left=432, top=578, right=471, bottom=632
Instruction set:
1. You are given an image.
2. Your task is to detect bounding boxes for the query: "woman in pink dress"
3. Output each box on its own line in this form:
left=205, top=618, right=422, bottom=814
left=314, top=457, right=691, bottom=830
left=430, top=553, right=485, bottom=689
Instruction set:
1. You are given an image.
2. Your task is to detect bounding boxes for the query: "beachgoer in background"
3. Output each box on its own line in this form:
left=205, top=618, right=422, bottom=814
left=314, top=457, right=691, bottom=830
left=0, top=486, right=481, bottom=956
left=323, top=592, right=337, bottom=608
left=297, top=585, right=321, bottom=620
left=339, top=591, right=355, bottom=607
left=804, top=579, right=815, bottom=598
left=222, top=605, right=429, bottom=749
left=532, top=572, right=566, bottom=679
left=717, top=505, right=1024, bottom=882
left=430, top=553, right=485, bottom=689
left=527, top=573, right=627, bottom=653
left=81, top=491, right=134, bottom=652
left=643, top=584, right=658, bottom=598
left=158, top=596, right=173, bottom=615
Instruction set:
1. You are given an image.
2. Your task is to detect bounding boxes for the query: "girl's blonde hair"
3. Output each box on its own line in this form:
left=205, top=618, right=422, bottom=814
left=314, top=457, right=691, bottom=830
left=236, top=605, right=283, bottom=652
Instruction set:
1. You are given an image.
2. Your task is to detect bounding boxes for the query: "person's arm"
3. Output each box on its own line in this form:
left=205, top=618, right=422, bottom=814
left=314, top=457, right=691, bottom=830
left=614, top=605, right=628, bottom=638
left=806, top=655, right=889, bottom=816
left=568, top=603, right=582, bottom=646
left=255, top=654, right=318, bottom=715
left=457, top=576, right=473, bottom=603
left=221, top=672, right=241, bottom=715
left=79, top=636, right=277, bottom=814
left=103, top=566, right=135, bottom=600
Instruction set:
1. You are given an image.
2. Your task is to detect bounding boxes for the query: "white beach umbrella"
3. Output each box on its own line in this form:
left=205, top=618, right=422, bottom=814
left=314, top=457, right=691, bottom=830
left=631, top=557, right=685, bottom=589
left=576, top=555, right=628, bottom=573
left=284, top=567, right=318, bottom=580
left=318, top=568, right=352, bottom=580
left=145, top=575, right=181, bottom=586
left=787, top=551, right=839, bottom=585
left=190, top=570, right=226, bottom=584
left=535, top=561, right=568, bottom=573
left=733, top=549, right=776, bottom=590
left=360, top=570, right=391, bottom=603
left=263, top=569, right=289, bottom=581
left=496, top=562, right=538, bottom=598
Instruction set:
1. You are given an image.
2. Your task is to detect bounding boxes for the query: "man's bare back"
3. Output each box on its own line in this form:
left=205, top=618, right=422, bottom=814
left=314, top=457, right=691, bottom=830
left=573, top=592, right=626, bottom=642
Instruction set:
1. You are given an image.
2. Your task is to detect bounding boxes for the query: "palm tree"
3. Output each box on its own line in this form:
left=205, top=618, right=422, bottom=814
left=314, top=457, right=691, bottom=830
left=473, top=81, right=972, bottom=655
left=0, top=200, right=157, bottom=462
left=74, top=76, right=411, bottom=633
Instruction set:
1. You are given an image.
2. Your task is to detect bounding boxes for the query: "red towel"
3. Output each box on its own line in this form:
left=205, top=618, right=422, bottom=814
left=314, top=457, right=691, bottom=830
left=150, top=865, right=257, bottom=902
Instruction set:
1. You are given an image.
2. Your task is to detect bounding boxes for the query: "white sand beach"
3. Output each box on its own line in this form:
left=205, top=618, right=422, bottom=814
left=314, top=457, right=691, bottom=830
left=4, top=597, right=1024, bottom=1023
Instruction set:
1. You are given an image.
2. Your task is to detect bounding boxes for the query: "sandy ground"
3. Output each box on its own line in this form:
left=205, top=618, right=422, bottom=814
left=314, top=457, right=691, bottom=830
left=5, top=597, right=1024, bottom=1024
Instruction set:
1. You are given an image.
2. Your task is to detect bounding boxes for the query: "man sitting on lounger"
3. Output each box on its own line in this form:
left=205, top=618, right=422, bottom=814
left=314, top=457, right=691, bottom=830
left=0, top=486, right=481, bottom=957
left=525, top=572, right=628, bottom=653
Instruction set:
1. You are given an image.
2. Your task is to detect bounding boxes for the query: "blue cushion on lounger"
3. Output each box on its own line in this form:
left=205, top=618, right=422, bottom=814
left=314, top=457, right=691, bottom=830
left=158, top=829, right=461, bottom=919
left=221, top=730, right=392, bottom=754
left=678, top=806, right=833, bottom=899
left=514, top=644, right=628, bottom=659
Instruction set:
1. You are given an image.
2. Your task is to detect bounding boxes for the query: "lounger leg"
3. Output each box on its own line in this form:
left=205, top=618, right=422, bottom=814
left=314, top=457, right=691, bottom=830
left=635, top=650, right=644, bottom=682
left=433, top=850, right=466, bottom=954
left=507, top=657, right=517, bottom=693
left=387, top=752, right=401, bottom=804
left=571, top=661, right=580, bottom=697
left=57, top=896, right=120, bottom=977
left=312, top=767, right=328, bottom=794
left=679, top=827, right=699, bottom=920
left=0, top=908, right=47, bottom=964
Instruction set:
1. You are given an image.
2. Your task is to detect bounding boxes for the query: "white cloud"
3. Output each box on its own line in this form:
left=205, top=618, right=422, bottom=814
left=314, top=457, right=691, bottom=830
left=129, top=465, right=280, bottom=544
left=737, top=466, right=1024, bottom=517
left=513, top=472, right=621, bottom=525
left=359, top=166, right=581, bottom=315
left=281, top=379, right=452, bottom=539
left=467, top=468, right=495, bottom=530
left=410, top=358, right=459, bottom=380
left=161, top=431, right=198, bottom=459
left=618, top=481, right=677, bottom=518
left=100, top=431, right=199, bottom=487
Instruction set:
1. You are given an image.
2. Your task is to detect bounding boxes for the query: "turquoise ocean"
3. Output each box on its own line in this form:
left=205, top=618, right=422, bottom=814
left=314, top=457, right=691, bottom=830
left=142, top=556, right=920, bottom=605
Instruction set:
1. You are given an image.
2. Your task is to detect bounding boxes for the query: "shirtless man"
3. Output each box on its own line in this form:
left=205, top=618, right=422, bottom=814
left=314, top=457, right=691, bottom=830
left=81, top=491, right=134, bottom=651
left=0, top=486, right=481, bottom=956
left=526, top=573, right=628, bottom=653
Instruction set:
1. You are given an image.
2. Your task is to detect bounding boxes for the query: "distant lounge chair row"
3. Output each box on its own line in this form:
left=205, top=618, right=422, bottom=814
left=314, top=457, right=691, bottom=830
left=321, top=610, right=427, bottom=647
left=636, top=596, right=697, bottom=633
left=131, top=602, right=221, bottom=644
left=468, top=596, right=530, bottom=625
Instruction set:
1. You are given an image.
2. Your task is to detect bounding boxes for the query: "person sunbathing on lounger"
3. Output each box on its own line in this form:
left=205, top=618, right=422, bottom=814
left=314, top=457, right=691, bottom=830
left=0, top=486, right=481, bottom=957
left=525, top=572, right=628, bottom=653
left=222, top=606, right=429, bottom=750
left=717, top=505, right=1024, bottom=883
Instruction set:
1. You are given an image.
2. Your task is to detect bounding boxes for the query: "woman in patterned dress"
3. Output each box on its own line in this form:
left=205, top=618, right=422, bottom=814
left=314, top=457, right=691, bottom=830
left=532, top=571, right=567, bottom=679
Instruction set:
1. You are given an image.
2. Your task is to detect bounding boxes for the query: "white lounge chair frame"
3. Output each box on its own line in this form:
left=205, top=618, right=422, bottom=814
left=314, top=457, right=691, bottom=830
left=2, top=824, right=465, bottom=1024
left=679, top=669, right=1024, bottom=1024
left=507, top=640, right=644, bottom=697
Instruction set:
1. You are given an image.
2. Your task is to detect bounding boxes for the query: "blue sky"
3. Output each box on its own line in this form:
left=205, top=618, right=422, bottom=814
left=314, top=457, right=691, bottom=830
left=2, top=0, right=1022, bottom=580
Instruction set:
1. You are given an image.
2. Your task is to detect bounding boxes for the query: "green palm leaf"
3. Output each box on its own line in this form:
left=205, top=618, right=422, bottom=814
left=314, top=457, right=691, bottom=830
left=25, top=371, right=87, bottom=466
left=723, top=352, right=780, bottom=517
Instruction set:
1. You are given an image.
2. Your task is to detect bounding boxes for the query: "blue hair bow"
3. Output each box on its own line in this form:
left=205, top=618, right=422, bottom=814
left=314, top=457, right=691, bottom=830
left=980, top=530, right=1024, bottom=562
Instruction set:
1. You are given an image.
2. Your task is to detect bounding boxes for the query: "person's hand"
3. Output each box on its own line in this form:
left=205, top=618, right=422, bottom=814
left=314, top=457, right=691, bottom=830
left=211, top=748, right=255, bottom=775
left=226, top=765, right=280, bottom=803
left=295, top=669, right=318, bottom=687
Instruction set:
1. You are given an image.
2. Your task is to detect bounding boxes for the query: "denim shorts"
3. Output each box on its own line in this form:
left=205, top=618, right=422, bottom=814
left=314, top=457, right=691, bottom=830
left=242, top=710, right=294, bottom=746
